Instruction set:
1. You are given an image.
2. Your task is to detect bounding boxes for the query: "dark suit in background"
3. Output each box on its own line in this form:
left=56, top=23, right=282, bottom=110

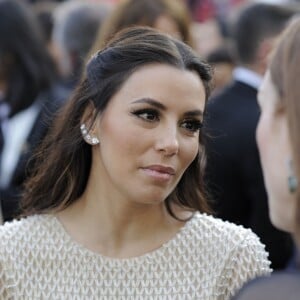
left=205, top=76, right=294, bottom=270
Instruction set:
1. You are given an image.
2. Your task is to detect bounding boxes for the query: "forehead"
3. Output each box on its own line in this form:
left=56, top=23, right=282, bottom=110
left=108, top=63, right=206, bottom=107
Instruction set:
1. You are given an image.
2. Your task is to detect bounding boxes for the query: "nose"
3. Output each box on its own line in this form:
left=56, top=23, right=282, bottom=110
left=154, top=125, right=179, bottom=156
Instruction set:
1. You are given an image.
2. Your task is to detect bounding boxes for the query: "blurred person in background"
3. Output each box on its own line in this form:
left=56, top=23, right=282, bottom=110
left=31, top=1, right=60, bottom=73
left=31, top=1, right=57, bottom=48
left=205, top=2, right=298, bottom=270
left=0, top=0, right=68, bottom=222
left=186, top=0, right=246, bottom=24
left=185, top=0, right=246, bottom=58
left=51, top=0, right=111, bottom=90
left=89, top=0, right=194, bottom=52
left=190, top=18, right=225, bottom=58
left=233, top=17, right=300, bottom=299
left=206, top=45, right=235, bottom=95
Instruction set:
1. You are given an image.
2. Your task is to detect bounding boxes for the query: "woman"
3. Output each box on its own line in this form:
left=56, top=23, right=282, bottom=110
left=0, top=27, right=270, bottom=299
left=233, top=18, right=300, bottom=299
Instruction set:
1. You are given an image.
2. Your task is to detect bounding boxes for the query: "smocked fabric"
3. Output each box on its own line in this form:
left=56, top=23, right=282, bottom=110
left=0, top=213, right=271, bottom=299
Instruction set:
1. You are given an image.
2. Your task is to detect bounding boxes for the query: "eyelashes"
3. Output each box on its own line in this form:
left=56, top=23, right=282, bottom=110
left=131, top=108, right=203, bottom=133
left=131, top=108, right=159, bottom=122
left=181, top=120, right=203, bottom=132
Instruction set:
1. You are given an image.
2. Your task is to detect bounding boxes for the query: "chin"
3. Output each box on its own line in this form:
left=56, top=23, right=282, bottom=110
left=141, top=194, right=167, bottom=205
left=268, top=191, right=297, bottom=233
left=138, top=187, right=173, bottom=203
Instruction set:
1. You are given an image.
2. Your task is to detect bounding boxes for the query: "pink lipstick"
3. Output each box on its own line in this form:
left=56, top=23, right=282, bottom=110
left=141, top=165, right=175, bottom=181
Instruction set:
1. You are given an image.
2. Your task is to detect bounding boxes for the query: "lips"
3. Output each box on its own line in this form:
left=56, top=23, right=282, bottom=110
left=140, top=165, right=176, bottom=182
left=144, top=165, right=175, bottom=175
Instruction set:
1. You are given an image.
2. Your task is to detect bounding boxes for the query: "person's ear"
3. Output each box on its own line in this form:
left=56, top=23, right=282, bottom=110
left=80, top=102, right=100, bottom=145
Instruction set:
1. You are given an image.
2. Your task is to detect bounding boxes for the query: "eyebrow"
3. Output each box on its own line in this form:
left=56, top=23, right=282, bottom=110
left=132, top=98, right=166, bottom=110
left=131, top=97, right=203, bottom=117
left=183, top=110, right=203, bottom=118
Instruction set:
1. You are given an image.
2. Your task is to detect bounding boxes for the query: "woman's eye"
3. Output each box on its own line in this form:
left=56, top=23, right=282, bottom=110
left=181, top=120, right=203, bottom=133
left=132, top=109, right=159, bottom=122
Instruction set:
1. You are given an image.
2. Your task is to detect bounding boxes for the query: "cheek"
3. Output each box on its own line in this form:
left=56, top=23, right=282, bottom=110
left=256, top=115, right=275, bottom=197
left=256, top=116, right=268, bottom=161
left=256, top=114, right=296, bottom=231
left=256, top=113, right=279, bottom=177
left=181, top=138, right=199, bottom=170
left=103, top=124, right=139, bottom=159
left=256, top=113, right=275, bottom=177
left=100, top=115, right=152, bottom=170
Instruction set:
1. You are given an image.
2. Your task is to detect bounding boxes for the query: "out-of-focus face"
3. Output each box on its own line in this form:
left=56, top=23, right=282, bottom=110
left=256, top=71, right=296, bottom=232
left=92, top=63, right=206, bottom=207
left=210, top=62, right=234, bottom=95
left=153, top=14, right=182, bottom=41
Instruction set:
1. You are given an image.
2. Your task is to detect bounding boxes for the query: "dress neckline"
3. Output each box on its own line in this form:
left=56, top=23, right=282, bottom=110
left=48, top=213, right=199, bottom=265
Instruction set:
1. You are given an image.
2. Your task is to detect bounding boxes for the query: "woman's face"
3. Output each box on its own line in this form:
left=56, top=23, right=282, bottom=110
left=256, top=71, right=296, bottom=232
left=92, top=63, right=206, bottom=207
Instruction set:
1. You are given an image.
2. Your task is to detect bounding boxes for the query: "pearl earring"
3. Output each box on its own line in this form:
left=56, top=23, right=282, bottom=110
left=80, top=124, right=99, bottom=145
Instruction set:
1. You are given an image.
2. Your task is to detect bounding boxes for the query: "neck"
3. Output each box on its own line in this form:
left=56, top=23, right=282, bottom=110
left=57, top=182, right=189, bottom=258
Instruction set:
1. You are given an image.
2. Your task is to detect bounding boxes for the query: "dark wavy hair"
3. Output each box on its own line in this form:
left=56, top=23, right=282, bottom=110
left=22, top=27, right=213, bottom=219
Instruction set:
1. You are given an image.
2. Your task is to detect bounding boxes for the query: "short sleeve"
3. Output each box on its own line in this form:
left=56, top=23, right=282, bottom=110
left=219, top=230, right=272, bottom=299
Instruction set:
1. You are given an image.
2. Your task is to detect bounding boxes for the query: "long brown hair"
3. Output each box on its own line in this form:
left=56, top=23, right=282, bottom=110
left=269, top=18, right=300, bottom=244
left=21, top=27, right=212, bottom=219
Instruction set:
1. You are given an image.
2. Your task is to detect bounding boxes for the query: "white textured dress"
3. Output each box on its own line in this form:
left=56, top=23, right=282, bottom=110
left=0, top=213, right=271, bottom=299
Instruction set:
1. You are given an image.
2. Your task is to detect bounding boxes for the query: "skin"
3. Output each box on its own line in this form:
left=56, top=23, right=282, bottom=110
left=153, top=14, right=182, bottom=40
left=58, top=64, right=206, bottom=258
left=256, top=71, right=296, bottom=232
left=210, top=62, right=234, bottom=95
